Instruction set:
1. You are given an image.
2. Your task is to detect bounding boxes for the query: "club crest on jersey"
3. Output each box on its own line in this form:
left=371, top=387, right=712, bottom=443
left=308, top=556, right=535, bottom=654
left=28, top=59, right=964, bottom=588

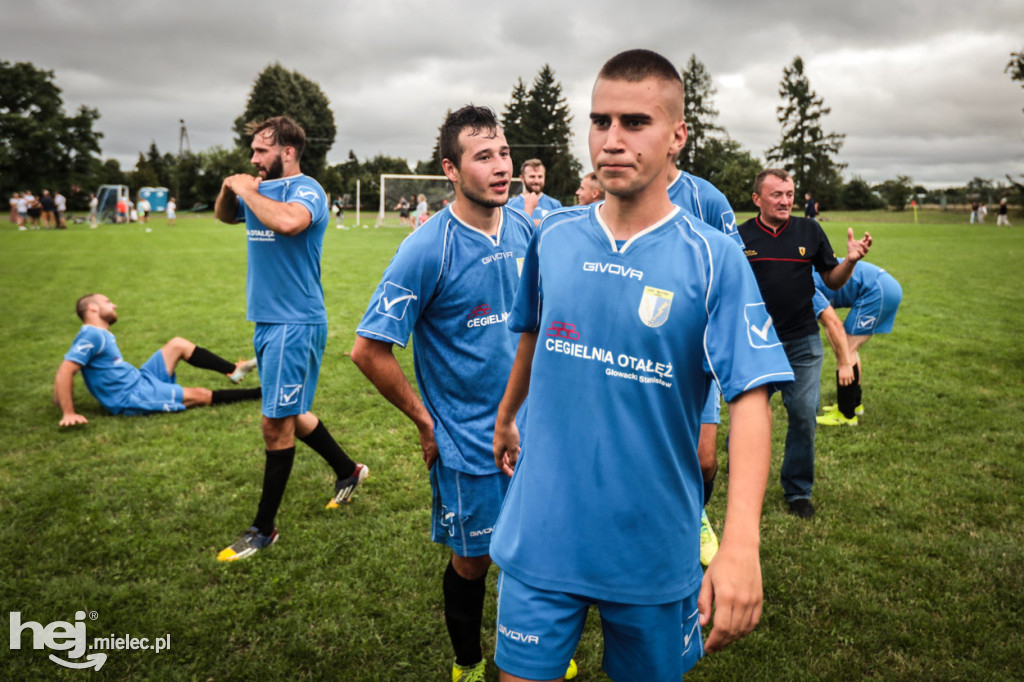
left=377, top=282, right=417, bottom=321
left=517, top=257, right=524, bottom=277
left=799, top=247, right=806, bottom=256
left=638, top=286, right=673, bottom=328
left=744, top=303, right=780, bottom=348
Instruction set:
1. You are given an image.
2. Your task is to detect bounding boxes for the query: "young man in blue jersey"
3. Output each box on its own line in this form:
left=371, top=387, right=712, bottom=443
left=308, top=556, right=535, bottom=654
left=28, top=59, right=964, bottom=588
left=738, top=169, right=872, bottom=518
left=351, top=106, right=564, bottom=682
left=54, top=293, right=260, bottom=427
left=214, top=116, right=366, bottom=562
left=490, top=49, right=794, bottom=682
left=507, top=159, right=562, bottom=226
left=812, top=260, right=903, bottom=426
left=665, top=159, right=743, bottom=567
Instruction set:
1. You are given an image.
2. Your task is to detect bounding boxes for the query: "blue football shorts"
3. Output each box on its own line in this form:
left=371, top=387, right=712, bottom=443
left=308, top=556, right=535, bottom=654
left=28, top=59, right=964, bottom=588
left=430, top=456, right=510, bottom=557
left=253, top=323, right=326, bottom=418
left=494, top=571, right=703, bottom=680
left=844, top=272, right=903, bottom=336
left=119, top=349, right=186, bottom=416
left=701, top=382, right=722, bottom=425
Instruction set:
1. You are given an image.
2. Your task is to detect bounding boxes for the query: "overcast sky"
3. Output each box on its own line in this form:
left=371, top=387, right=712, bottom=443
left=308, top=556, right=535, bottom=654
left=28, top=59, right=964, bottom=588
left=5, top=0, right=1023, bottom=189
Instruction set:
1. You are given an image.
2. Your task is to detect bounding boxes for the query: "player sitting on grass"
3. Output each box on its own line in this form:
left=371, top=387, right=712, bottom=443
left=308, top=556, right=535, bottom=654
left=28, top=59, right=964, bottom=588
left=54, top=293, right=260, bottom=427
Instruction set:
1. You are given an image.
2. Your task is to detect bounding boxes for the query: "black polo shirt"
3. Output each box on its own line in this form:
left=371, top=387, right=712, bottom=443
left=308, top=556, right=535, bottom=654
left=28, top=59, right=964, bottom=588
left=737, top=215, right=839, bottom=341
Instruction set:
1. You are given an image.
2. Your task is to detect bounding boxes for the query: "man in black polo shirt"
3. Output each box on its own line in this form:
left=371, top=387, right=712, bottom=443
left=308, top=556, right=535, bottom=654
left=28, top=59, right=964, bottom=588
left=738, top=169, right=872, bottom=518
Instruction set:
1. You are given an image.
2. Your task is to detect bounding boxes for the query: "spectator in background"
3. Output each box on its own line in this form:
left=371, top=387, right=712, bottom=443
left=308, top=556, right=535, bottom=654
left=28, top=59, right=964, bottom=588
left=25, top=190, right=41, bottom=228
left=415, top=193, right=429, bottom=228
left=138, top=196, right=151, bottom=224
left=55, top=191, right=68, bottom=229
left=88, top=194, right=99, bottom=228
left=40, top=190, right=56, bottom=228
left=166, top=196, right=177, bottom=226
left=997, top=197, right=1011, bottom=227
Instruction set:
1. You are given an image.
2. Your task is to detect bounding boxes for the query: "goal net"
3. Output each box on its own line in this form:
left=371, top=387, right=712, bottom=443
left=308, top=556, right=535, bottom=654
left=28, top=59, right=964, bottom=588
left=376, top=174, right=522, bottom=227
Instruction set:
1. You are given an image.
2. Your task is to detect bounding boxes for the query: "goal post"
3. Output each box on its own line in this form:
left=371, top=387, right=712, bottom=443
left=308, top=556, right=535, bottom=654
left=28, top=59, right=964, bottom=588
left=376, top=173, right=522, bottom=227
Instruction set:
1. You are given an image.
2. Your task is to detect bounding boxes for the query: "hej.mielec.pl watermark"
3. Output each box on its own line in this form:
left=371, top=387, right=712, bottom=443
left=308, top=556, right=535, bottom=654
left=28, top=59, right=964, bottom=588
left=8, top=610, right=171, bottom=671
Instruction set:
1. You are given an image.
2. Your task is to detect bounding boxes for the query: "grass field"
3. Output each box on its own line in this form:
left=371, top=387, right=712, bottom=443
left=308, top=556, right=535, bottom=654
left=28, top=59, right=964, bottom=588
left=1, top=209, right=1022, bottom=680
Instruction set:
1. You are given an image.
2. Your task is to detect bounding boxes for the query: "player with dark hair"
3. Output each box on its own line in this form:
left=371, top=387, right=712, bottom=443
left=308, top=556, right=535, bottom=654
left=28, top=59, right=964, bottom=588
left=54, top=293, right=260, bottom=426
left=507, top=158, right=562, bottom=226
left=738, top=168, right=872, bottom=518
left=813, top=259, right=903, bottom=425
left=351, top=105, right=563, bottom=682
left=490, top=49, right=793, bottom=681
left=214, top=115, right=367, bottom=562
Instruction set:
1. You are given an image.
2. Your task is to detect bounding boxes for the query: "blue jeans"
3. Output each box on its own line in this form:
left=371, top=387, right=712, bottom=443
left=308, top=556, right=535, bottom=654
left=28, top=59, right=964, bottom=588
left=779, top=334, right=824, bottom=500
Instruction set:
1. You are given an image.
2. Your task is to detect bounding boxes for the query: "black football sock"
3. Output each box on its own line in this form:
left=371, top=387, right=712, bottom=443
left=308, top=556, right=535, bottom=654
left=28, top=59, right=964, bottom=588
left=252, top=447, right=295, bottom=536
left=210, top=387, right=261, bottom=405
left=703, top=465, right=718, bottom=507
left=298, top=420, right=356, bottom=479
left=443, top=559, right=486, bottom=667
left=836, top=365, right=861, bottom=418
left=186, top=346, right=237, bottom=375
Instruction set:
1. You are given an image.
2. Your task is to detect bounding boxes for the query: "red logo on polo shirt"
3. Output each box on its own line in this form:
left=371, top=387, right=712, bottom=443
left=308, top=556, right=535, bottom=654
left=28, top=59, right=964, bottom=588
left=546, top=321, right=580, bottom=340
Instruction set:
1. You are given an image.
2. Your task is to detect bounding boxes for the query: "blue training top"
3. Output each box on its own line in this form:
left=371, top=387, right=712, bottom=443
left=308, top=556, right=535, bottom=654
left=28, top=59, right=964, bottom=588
left=668, top=170, right=741, bottom=247
left=489, top=204, right=793, bottom=604
left=356, top=204, right=533, bottom=475
left=507, top=192, right=562, bottom=225
left=64, top=325, right=142, bottom=415
left=237, top=174, right=330, bottom=324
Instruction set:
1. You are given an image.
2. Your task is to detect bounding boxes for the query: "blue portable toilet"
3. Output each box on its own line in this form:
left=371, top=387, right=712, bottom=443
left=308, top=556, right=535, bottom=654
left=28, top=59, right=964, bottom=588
left=139, top=187, right=169, bottom=212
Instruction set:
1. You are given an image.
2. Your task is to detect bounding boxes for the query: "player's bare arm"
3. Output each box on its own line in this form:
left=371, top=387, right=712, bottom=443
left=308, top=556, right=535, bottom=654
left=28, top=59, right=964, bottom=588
left=227, top=177, right=313, bottom=237
left=214, top=176, right=244, bottom=224
left=699, top=385, right=771, bottom=654
left=822, top=228, right=873, bottom=290
left=492, top=331, right=538, bottom=476
left=54, top=360, right=88, bottom=427
left=819, top=306, right=856, bottom=386
left=350, top=336, right=438, bottom=467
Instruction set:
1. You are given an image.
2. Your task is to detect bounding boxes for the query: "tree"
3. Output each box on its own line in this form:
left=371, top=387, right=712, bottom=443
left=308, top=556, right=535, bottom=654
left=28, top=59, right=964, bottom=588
left=233, top=63, right=336, bottom=179
left=679, top=54, right=724, bottom=179
left=1007, top=47, right=1024, bottom=110
left=766, top=56, right=846, bottom=203
left=874, top=176, right=914, bottom=211
left=840, top=177, right=884, bottom=210
left=699, top=138, right=762, bottom=211
left=501, top=66, right=582, bottom=201
left=0, top=61, right=103, bottom=197
left=415, top=109, right=450, bottom=176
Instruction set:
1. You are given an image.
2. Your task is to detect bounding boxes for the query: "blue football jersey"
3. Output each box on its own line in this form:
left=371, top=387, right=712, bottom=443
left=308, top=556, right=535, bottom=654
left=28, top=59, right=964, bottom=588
left=507, top=192, right=562, bottom=224
left=356, top=205, right=533, bottom=475
left=667, top=170, right=741, bottom=247
left=63, top=325, right=140, bottom=414
left=813, top=258, right=885, bottom=309
left=238, top=174, right=330, bottom=324
left=490, top=204, right=793, bottom=604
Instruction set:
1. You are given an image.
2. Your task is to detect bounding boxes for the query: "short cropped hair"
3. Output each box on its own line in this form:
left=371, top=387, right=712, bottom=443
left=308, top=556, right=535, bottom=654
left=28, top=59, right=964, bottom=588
left=520, top=158, right=545, bottom=175
left=598, top=49, right=683, bottom=87
left=76, top=293, right=100, bottom=321
left=245, top=116, right=306, bottom=160
left=753, top=168, right=793, bottom=196
left=440, top=105, right=501, bottom=170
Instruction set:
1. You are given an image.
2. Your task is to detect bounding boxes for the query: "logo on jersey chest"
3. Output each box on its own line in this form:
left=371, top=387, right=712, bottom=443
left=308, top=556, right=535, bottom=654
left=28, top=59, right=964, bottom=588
left=799, top=247, right=806, bottom=256
left=638, top=286, right=673, bottom=328
left=582, top=261, right=643, bottom=281
left=466, top=303, right=509, bottom=328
